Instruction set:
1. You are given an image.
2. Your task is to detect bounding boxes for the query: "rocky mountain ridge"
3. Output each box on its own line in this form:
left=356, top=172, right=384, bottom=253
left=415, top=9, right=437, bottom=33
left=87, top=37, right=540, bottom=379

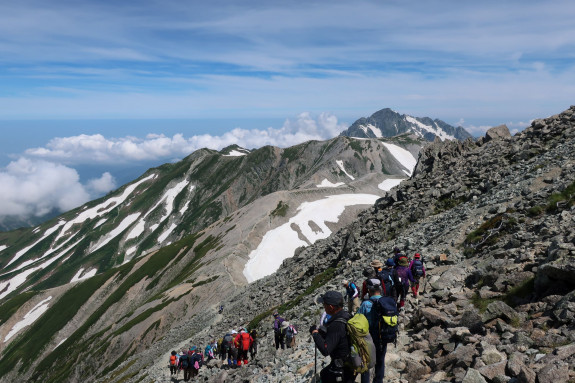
left=103, top=106, right=574, bottom=383
left=340, top=108, right=473, bottom=142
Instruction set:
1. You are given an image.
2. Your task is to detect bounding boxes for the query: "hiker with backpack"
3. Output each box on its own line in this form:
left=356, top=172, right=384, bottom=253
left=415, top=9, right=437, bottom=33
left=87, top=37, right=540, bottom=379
left=168, top=350, right=178, bottom=377
left=361, top=266, right=378, bottom=300
left=358, top=282, right=399, bottom=383
left=310, top=291, right=357, bottom=383
left=189, top=346, right=203, bottom=378
left=205, top=342, right=214, bottom=361
left=395, top=256, right=415, bottom=310
left=178, top=349, right=193, bottom=382
left=409, top=253, right=426, bottom=298
left=342, top=279, right=360, bottom=314
left=249, top=329, right=258, bottom=359
left=283, top=321, right=298, bottom=348
left=392, top=247, right=403, bottom=266
left=375, top=258, right=404, bottom=304
left=273, top=312, right=286, bottom=350
left=234, top=328, right=253, bottom=366
left=220, top=332, right=234, bottom=366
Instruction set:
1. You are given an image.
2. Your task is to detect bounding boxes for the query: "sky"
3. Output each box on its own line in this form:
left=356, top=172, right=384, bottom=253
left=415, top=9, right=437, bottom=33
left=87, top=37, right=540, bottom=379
left=0, top=0, right=574, bottom=224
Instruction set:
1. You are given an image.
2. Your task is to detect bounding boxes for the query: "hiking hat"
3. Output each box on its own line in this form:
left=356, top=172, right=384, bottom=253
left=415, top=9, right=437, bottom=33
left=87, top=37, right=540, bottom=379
left=317, top=291, right=344, bottom=307
left=273, top=311, right=279, bottom=317
left=414, top=253, right=421, bottom=259
left=385, top=258, right=395, bottom=267
left=398, top=256, right=409, bottom=266
left=231, top=330, right=237, bottom=334
left=370, top=259, right=383, bottom=268
left=281, top=321, right=289, bottom=329
left=342, top=279, right=348, bottom=286
left=190, top=346, right=197, bottom=351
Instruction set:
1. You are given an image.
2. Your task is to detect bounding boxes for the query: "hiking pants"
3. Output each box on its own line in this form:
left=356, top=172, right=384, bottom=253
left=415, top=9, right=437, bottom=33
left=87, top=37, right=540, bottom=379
left=274, top=330, right=285, bottom=349
left=348, top=296, right=360, bottom=314
left=237, top=349, right=249, bottom=365
left=372, top=342, right=388, bottom=383
left=169, top=365, right=177, bottom=375
left=183, top=367, right=192, bottom=381
left=220, top=347, right=228, bottom=361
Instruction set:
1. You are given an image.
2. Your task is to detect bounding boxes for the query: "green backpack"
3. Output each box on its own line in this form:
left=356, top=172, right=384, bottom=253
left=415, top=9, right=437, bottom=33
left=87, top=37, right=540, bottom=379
left=335, top=313, right=376, bottom=374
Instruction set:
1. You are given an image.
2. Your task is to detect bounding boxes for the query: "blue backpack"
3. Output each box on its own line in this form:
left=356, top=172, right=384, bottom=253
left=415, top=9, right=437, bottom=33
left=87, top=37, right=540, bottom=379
left=376, top=269, right=395, bottom=297
left=411, top=259, right=424, bottom=277
left=372, top=296, right=399, bottom=344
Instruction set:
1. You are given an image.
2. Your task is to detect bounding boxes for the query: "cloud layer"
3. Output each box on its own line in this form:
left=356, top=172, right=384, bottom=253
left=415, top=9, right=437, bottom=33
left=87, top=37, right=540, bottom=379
left=0, top=158, right=116, bottom=218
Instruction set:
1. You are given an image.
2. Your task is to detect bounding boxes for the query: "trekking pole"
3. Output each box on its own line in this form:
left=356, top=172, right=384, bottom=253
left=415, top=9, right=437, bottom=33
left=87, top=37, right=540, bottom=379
left=314, top=344, right=317, bottom=382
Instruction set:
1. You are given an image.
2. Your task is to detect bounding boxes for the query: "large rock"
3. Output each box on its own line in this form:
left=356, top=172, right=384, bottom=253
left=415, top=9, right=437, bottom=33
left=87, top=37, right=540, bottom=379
left=485, top=124, right=512, bottom=142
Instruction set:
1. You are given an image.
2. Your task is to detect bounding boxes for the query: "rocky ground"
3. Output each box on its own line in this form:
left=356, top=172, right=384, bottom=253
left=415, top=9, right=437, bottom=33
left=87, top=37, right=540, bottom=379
left=101, top=106, right=575, bottom=383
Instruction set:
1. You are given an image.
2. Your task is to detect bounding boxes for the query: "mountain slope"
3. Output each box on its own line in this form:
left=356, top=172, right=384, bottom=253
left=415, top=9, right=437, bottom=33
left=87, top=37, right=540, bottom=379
left=0, top=135, right=426, bottom=382
left=92, top=106, right=575, bottom=383
left=340, top=108, right=473, bottom=141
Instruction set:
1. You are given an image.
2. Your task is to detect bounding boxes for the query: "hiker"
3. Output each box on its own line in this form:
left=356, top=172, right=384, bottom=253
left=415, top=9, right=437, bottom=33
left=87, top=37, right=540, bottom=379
left=234, top=328, right=253, bottom=366
left=395, top=256, right=415, bottom=310
left=409, top=253, right=426, bottom=298
left=361, top=266, right=378, bottom=300
left=169, top=350, right=178, bottom=377
left=273, top=312, right=286, bottom=350
left=205, top=342, right=214, bottom=361
left=283, top=321, right=298, bottom=348
left=358, top=284, right=398, bottom=383
left=220, top=332, right=234, bottom=366
left=178, top=349, right=193, bottom=382
left=249, top=329, right=258, bottom=359
left=310, top=291, right=357, bottom=383
left=375, top=258, right=404, bottom=304
left=230, top=330, right=239, bottom=365
left=392, top=247, right=403, bottom=266
left=342, top=279, right=360, bottom=314
left=189, top=346, right=203, bottom=378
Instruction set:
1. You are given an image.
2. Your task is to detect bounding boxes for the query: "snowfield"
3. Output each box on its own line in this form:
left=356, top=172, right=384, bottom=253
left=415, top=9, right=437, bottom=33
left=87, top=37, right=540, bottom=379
left=383, top=143, right=417, bottom=176
left=70, top=268, right=98, bottom=283
left=243, top=193, right=379, bottom=282
left=316, top=179, right=345, bottom=188
left=336, top=160, right=355, bottom=180
left=378, top=178, right=404, bottom=191
left=405, top=116, right=456, bottom=141
left=4, top=296, right=52, bottom=342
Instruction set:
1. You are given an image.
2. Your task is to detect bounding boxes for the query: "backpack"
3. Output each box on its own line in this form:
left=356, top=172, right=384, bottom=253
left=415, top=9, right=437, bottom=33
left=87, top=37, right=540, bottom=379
left=239, top=332, right=251, bottom=351
left=376, top=269, right=395, bottom=297
left=222, top=334, right=233, bottom=350
left=170, top=355, right=177, bottom=365
left=411, top=259, right=424, bottom=278
left=180, top=354, right=189, bottom=369
left=372, top=296, right=399, bottom=344
left=334, top=313, right=375, bottom=375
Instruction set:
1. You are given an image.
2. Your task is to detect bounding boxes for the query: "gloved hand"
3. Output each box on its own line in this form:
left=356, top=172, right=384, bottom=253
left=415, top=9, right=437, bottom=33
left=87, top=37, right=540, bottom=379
left=309, top=325, right=317, bottom=334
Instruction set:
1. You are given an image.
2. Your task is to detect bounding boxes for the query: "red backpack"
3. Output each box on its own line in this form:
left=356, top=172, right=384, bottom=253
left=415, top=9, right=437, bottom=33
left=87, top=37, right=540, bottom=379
left=170, top=355, right=177, bottom=365
left=239, top=332, right=251, bottom=351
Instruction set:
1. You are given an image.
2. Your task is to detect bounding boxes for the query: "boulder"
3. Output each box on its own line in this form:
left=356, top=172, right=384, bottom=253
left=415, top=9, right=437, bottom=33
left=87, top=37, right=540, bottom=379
left=485, top=125, right=512, bottom=142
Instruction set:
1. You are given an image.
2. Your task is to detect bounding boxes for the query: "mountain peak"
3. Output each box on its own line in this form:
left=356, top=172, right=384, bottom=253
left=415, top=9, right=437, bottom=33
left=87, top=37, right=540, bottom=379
left=340, top=108, right=473, bottom=141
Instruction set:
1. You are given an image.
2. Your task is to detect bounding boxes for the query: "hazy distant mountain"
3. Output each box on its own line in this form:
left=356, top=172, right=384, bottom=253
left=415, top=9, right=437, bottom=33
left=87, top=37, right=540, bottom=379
left=340, top=108, right=473, bottom=141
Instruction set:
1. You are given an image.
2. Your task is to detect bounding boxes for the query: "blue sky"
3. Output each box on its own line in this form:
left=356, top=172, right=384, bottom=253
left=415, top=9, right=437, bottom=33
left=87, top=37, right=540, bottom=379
left=0, top=0, right=574, bottom=222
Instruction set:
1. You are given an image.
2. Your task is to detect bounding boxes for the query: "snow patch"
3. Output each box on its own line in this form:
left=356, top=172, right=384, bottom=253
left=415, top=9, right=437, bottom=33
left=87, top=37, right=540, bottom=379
left=91, top=213, right=141, bottom=253
left=94, top=218, right=107, bottom=228
left=54, top=338, right=68, bottom=350
left=316, top=179, right=345, bottom=188
left=405, top=115, right=455, bottom=141
left=180, top=201, right=190, bottom=215
left=126, top=219, right=146, bottom=240
left=378, top=178, right=404, bottom=191
left=6, top=220, right=67, bottom=267
left=244, top=194, right=379, bottom=282
left=336, top=160, right=355, bottom=180
left=158, top=223, right=178, bottom=243
left=4, top=296, right=52, bottom=342
left=382, top=143, right=417, bottom=176
left=0, top=245, right=7, bottom=252
left=359, top=123, right=383, bottom=138
left=70, top=268, right=97, bottom=283
left=224, top=150, right=248, bottom=157
left=144, top=180, right=191, bottom=223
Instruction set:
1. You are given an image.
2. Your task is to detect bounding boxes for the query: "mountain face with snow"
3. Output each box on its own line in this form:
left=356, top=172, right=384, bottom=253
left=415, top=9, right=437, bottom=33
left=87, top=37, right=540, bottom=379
left=0, top=134, right=425, bottom=382
left=340, top=108, right=473, bottom=141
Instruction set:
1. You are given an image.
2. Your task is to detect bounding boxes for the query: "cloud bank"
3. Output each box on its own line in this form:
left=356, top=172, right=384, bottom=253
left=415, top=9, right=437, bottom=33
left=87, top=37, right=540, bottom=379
left=1, top=113, right=342, bottom=220
left=24, top=112, right=346, bottom=164
left=0, top=158, right=116, bottom=218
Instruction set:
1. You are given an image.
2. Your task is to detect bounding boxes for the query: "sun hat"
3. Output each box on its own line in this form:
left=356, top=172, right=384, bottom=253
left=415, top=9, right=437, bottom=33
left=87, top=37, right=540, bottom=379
left=342, top=279, right=348, bottom=286
left=385, top=258, right=395, bottom=267
left=414, top=253, right=421, bottom=259
left=398, top=256, right=409, bottom=266
left=370, top=259, right=383, bottom=268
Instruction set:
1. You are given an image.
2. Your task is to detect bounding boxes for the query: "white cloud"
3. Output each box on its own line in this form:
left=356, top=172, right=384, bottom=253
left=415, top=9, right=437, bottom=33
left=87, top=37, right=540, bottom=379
left=0, top=158, right=116, bottom=218
left=24, top=113, right=347, bottom=164
left=86, top=172, right=116, bottom=194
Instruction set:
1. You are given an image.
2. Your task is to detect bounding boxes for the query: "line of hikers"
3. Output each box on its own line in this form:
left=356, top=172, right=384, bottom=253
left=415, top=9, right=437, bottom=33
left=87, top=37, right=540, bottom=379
left=167, top=248, right=426, bottom=383
left=312, top=249, right=427, bottom=383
